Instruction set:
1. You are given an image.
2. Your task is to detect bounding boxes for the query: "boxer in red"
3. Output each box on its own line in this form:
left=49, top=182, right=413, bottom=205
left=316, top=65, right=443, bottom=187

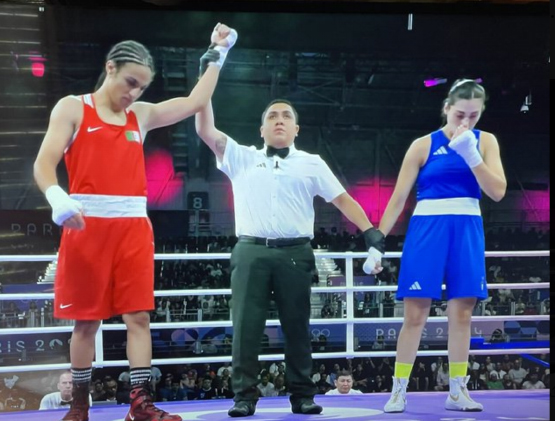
left=33, top=23, right=237, bottom=421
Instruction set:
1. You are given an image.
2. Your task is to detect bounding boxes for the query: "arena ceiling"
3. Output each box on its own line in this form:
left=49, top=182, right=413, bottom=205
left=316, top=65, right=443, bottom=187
left=0, top=1, right=549, bottom=209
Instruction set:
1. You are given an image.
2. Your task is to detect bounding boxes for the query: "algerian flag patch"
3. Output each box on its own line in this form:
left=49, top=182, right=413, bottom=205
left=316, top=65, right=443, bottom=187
left=125, top=130, right=141, bottom=143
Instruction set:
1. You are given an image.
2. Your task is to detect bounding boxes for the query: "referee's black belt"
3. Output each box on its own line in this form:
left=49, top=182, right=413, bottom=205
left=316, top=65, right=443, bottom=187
left=238, top=235, right=311, bottom=248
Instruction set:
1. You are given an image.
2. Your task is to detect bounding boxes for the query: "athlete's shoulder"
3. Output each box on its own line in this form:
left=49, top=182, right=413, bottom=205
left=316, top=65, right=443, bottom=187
left=50, top=95, right=84, bottom=123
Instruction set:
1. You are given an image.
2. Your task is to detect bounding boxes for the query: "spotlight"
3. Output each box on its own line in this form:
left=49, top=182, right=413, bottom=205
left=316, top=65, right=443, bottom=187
left=423, top=78, right=447, bottom=88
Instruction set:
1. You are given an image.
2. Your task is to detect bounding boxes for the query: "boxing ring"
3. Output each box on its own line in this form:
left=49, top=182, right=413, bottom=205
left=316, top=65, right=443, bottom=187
left=0, top=250, right=550, bottom=420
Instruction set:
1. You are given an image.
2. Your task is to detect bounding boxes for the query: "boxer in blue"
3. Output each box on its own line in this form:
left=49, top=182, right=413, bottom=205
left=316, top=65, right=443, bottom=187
left=378, top=79, right=506, bottom=413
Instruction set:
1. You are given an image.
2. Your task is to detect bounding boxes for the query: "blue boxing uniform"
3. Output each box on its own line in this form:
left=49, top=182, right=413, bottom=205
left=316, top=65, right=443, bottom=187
left=396, top=129, right=488, bottom=301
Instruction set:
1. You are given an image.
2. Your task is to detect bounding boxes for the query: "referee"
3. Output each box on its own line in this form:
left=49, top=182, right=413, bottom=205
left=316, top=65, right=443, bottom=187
left=196, top=94, right=384, bottom=417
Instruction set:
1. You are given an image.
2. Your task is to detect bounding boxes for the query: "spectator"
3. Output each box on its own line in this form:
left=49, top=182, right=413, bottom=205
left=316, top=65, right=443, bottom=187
left=116, top=379, right=131, bottom=405
left=158, top=377, right=174, bottom=402
left=489, top=328, right=507, bottom=343
left=256, top=374, right=276, bottom=398
left=468, top=355, right=480, bottom=372
left=368, top=375, right=389, bottom=393
left=314, top=334, right=328, bottom=353
left=521, top=373, right=545, bottom=390
left=467, top=370, right=486, bottom=391
left=485, top=372, right=504, bottom=390
left=372, top=335, right=386, bottom=350
left=311, top=364, right=329, bottom=384
left=412, top=361, right=431, bottom=391
left=515, top=298, right=526, bottom=315
left=216, top=377, right=235, bottom=399
left=90, top=380, right=105, bottom=401
left=325, top=370, right=363, bottom=395
left=491, top=362, right=507, bottom=380
left=509, top=360, right=528, bottom=388
left=101, top=377, right=118, bottom=402
left=542, top=370, right=550, bottom=389
left=430, top=356, right=444, bottom=374
left=328, top=363, right=343, bottom=385
left=352, top=363, right=369, bottom=393
left=201, top=336, right=218, bottom=355
left=434, top=362, right=450, bottom=391
left=315, top=373, right=332, bottom=395
left=150, top=366, right=163, bottom=393
left=268, top=361, right=286, bottom=379
left=40, top=371, right=93, bottom=410
left=217, top=362, right=233, bottom=377
left=501, top=354, right=514, bottom=372
left=502, top=374, right=517, bottom=390
left=271, top=375, right=288, bottom=397
left=321, top=304, right=333, bottom=318
left=167, top=382, right=187, bottom=402
left=196, top=378, right=217, bottom=400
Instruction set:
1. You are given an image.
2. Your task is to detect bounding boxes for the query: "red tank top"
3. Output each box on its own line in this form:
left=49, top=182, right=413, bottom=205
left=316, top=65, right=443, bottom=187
left=65, top=94, right=147, bottom=196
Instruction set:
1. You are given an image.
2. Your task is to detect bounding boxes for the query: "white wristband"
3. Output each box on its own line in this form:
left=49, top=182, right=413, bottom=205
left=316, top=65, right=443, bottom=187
left=448, top=131, right=483, bottom=169
left=208, top=29, right=238, bottom=68
left=362, top=247, right=383, bottom=274
left=464, top=150, right=484, bottom=168
left=45, top=185, right=82, bottom=226
left=209, top=45, right=229, bottom=68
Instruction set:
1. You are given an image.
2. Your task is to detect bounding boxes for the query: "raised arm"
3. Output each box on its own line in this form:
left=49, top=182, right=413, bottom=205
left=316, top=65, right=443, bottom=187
left=195, top=100, right=229, bottom=162
left=195, top=24, right=237, bottom=162
left=132, top=23, right=238, bottom=133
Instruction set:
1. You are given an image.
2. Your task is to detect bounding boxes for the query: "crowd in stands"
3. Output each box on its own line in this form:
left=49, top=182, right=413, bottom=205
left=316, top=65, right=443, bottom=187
left=0, top=353, right=549, bottom=412
left=0, top=226, right=549, bottom=330
left=0, top=226, right=550, bottom=412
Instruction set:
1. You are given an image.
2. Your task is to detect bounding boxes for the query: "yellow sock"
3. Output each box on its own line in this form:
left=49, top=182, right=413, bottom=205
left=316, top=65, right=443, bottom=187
left=449, top=362, right=468, bottom=378
left=394, top=362, right=413, bottom=379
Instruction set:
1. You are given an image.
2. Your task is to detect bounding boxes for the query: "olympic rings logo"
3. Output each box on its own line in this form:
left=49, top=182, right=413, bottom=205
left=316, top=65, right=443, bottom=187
left=311, top=328, right=331, bottom=338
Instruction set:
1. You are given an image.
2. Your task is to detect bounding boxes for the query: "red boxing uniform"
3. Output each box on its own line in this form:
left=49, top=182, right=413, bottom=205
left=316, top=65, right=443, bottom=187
left=54, top=94, right=154, bottom=320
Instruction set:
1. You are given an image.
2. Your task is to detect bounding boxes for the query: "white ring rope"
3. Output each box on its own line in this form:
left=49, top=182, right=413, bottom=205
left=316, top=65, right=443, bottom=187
left=0, top=250, right=549, bottom=374
left=0, top=282, right=549, bottom=302
left=0, top=315, right=549, bottom=337
left=0, top=250, right=549, bottom=262
left=0, top=348, right=550, bottom=375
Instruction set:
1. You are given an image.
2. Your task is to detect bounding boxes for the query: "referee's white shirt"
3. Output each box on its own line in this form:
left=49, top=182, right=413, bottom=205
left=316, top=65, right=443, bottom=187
left=217, top=137, right=345, bottom=239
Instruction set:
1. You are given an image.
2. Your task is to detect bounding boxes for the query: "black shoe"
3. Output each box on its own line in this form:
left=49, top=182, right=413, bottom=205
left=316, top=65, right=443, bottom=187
left=228, top=401, right=257, bottom=417
left=291, top=398, right=323, bottom=415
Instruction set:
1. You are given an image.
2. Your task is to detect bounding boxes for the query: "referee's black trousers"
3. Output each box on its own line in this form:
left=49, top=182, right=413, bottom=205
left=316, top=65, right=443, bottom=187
left=229, top=240, right=318, bottom=402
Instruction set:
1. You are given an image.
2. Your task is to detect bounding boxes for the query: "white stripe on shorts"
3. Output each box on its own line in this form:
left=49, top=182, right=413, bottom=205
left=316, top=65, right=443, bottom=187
left=70, top=194, right=147, bottom=218
left=413, top=197, right=481, bottom=216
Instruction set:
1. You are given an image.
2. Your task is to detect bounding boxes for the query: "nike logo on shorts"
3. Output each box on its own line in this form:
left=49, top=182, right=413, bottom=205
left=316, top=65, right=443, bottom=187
left=60, top=303, right=73, bottom=309
left=87, top=126, right=102, bottom=133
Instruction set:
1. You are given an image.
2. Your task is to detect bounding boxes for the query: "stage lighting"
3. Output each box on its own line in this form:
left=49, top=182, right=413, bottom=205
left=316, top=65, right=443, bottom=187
left=423, top=78, right=447, bottom=88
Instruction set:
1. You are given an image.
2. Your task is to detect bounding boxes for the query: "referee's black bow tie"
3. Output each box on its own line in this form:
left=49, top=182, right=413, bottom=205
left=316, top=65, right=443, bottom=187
left=266, top=145, right=289, bottom=159
left=60, top=400, right=72, bottom=406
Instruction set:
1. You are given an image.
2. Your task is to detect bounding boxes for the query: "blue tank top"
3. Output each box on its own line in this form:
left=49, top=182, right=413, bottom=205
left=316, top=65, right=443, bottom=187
left=416, top=129, right=482, bottom=201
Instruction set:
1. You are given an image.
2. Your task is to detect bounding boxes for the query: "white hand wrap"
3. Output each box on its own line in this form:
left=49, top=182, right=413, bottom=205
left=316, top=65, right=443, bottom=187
left=209, top=29, right=238, bottom=68
left=448, top=130, right=483, bottom=168
left=45, top=185, right=83, bottom=226
left=362, top=247, right=383, bottom=275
